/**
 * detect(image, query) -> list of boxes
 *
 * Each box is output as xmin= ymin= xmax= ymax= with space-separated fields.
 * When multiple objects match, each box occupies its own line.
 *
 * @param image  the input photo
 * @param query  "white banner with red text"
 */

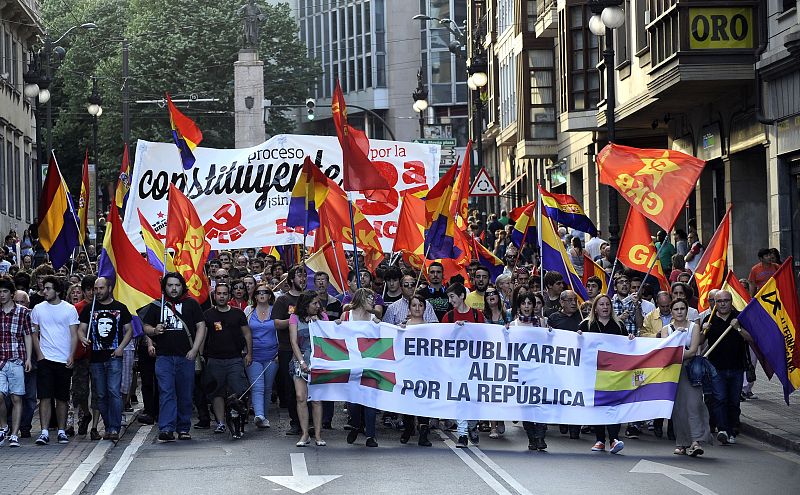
xmin=308 ymin=321 xmax=687 ymax=424
xmin=124 ymin=136 xmax=441 ymax=251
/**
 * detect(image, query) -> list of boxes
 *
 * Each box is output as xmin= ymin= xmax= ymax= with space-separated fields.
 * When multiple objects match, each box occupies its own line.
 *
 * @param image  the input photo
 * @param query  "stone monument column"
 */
xmin=234 ymin=49 xmax=265 ymax=148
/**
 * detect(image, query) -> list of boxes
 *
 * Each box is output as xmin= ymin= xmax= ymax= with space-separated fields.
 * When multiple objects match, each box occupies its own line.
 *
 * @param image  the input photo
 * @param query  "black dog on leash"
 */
xmin=225 ymin=393 xmax=248 ymax=440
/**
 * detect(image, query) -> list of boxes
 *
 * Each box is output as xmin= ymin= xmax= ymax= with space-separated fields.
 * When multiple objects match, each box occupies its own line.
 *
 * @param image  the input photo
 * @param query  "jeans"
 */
xmin=712 ymin=368 xmax=744 ymax=436
xmin=89 ymin=357 xmax=123 ymax=433
xmin=349 ymin=403 xmax=376 ymax=437
xmin=246 ymin=359 xmax=278 ymax=418
xmin=155 ymin=355 xmax=195 ymax=433
xmin=456 ymin=419 xmax=478 ymax=436
xmin=594 ymin=424 xmax=621 ymax=443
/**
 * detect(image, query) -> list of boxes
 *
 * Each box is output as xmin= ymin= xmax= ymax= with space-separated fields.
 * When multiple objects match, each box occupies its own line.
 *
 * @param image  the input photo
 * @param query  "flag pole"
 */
xmin=347 ymin=195 xmax=361 ymax=289
xmin=635 ymin=230 xmax=672 ymax=299
xmin=512 ymin=208 xmax=533 ymax=273
xmin=537 ymin=189 xmax=544 ymax=292
xmin=329 ymin=239 xmax=347 ymax=295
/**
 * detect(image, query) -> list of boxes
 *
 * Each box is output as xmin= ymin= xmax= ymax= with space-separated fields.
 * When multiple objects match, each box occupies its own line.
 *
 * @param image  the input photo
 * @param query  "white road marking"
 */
xmin=261 ymin=453 xmax=342 ymax=494
xmin=95 ymin=425 xmax=153 ymax=495
xmin=630 ymin=459 xmax=718 ymax=495
xmin=55 ymin=440 xmax=113 ymax=495
xmin=436 ymin=430 xmax=514 ymax=495
xmin=468 ymin=444 xmax=535 ymax=495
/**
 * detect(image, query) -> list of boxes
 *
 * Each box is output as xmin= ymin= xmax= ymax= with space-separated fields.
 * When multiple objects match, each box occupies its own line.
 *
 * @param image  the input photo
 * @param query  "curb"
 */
xmin=54 ymin=409 xmax=142 ymax=495
xmin=740 ymin=417 xmax=800 ymax=454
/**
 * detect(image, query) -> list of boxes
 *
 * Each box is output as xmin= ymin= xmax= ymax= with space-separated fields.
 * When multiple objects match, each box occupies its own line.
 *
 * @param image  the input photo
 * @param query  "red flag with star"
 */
xmin=165 ymin=183 xmax=210 ymax=303
xmin=596 ymin=143 xmax=706 ymax=231
xmin=693 ymin=205 xmax=732 ymax=312
xmin=617 ymin=208 xmax=670 ymax=291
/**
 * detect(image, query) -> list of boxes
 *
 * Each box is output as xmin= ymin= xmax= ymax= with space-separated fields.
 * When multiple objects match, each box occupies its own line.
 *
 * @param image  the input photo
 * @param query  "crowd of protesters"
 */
xmin=0 ymin=216 xmax=777 ymax=459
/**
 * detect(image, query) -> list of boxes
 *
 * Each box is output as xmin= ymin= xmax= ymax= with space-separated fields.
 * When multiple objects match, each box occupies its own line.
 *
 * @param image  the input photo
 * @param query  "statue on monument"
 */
xmin=238 ymin=0 xmax=266 ymax=49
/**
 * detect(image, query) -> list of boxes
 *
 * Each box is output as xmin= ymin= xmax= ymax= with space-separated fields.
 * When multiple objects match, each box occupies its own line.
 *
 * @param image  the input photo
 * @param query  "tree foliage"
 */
xmin=41 ymin=0 xmax=320 ymax=200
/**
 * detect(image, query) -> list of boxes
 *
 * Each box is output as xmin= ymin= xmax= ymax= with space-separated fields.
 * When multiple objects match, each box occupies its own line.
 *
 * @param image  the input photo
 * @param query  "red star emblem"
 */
xmin=157 ymin=211 xmax=165 ymax=218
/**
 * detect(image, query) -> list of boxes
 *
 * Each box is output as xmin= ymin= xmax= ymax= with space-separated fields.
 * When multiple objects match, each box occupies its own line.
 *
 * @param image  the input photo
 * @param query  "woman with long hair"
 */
xmin=67 ymin=283 xmax=83 ymax=305
xmin=577 ymin=294 xmax=630 ymax=454
xmin=245 ymin=283 xmax=279 ymax=429
xmin=242 ymin=274 xmax=257 ymax=303
xmin=339 ymin=288 xmax=380 ymax=447
xmin=229 ymin=279 xmax=249 ymax=310
xmin=660 ymin=298 xmax=710 ymax=457
xmin=483 ymin=285 xmax=510 ymax=325
xmin=398 ymin=293 xmax=433 ymax=447
xmin=289 ymin=290 xmax=328 ymax=447
xmin=568 ymin=236 xmax=585 ymax=278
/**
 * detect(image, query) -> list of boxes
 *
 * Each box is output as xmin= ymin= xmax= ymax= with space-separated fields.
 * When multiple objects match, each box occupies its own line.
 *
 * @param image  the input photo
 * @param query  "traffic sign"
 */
xmin=413 ymin=138 xmax=457 ymax=147
xmin=469 ymin=167 xmax=499 ymax=196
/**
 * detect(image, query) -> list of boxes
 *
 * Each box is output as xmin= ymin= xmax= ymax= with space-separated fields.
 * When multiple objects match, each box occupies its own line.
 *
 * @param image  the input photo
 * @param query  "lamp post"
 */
xmin=412 ymin=68 xmax=429 ymax=138
xmin=23 ymin=22 xmax=98 ymax=197
xmin=467 ymin=23 xmax=488 ymax=214
xmin=87 ymin=76 xmax=102 ymax=248
xmin=588 ymin=0 xmax=625 ymax=258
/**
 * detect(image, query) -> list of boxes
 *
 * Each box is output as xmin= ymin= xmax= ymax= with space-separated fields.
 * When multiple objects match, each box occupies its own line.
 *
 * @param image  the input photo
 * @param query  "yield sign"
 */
xmin=262 ymin=453 xmax=341 ymax=493
xmin=469 ymin=167 xmax=499 ymax=196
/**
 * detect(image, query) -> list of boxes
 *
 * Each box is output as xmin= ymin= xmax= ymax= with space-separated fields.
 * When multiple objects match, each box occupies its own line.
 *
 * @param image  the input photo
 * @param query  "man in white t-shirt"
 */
xmin=30 ymin=276 xmax=79 ymax=446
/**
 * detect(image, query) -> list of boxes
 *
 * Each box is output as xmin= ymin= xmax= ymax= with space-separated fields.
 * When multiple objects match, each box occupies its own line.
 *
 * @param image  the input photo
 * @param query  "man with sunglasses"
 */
xmin=383 ymin=275 xmax=438 ymax=325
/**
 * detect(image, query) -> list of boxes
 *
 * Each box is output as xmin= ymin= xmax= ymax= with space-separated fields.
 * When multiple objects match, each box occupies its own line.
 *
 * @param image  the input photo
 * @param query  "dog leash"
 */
xmin=237 ymin=360 xmax=275 ymax=401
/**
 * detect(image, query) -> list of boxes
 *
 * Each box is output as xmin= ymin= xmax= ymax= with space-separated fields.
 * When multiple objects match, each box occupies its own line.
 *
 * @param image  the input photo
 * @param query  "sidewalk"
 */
xmin=739 ymin=366 xmax=800 ymax=453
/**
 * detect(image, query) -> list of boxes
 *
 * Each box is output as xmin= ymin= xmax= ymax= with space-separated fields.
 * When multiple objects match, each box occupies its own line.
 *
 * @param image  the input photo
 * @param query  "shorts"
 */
xmin=0 ymin=361 xmax=26 ymax=396
xmin=37 ymin=359 xmax=73 ymax=402
xmin=202 ymin=358 xmax=248 ymax=399
xmin=71 ymin=358 xmax=90 ymax=406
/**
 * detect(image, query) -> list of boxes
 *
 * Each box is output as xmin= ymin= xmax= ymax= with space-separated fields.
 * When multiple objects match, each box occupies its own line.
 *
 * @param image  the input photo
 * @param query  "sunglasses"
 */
xmin=485 ymin=290 xmax=498 ymax=296
xmin=255 ymin=290 xmax=271 ymax=295
xmin=402 ymin=283 xmax=415 ymax=288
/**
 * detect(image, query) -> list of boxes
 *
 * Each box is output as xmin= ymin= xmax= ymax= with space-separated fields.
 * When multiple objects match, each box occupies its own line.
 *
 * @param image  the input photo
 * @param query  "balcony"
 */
xmin=645 ymin=2 xmax=758 ymax=101
xmin=535 ymin=0 xmax=558 ymax=38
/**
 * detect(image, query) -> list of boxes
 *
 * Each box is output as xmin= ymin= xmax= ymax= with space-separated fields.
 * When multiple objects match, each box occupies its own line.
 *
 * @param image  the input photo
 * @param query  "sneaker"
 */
xmin=346 ymin=429 xmax=359 ymax=444
xmin=591 ymin=441 xmax=605 ymax=452
xmin=456 ymin=435 xmax=468 ymax=448
xmin=9 ymin=435 xmax=20 ymax=447
xmin=468 ymin=427 xmax=480 ymax=445
xmin=609 ymin=439 xmax=624 ymax=454
xmin=647 ymin=420 xmax=654 ymax=431
xmin=0 ymin=428 xmax=5 ymax=446
xmin=194 ymin=421 xmax=211 ymax=430
xmin=158 ymin=431 xmax=175 ymax=442
xmin=365 ymin=437 xmax=378 ymax=447
xmin=90 ymin=429 xmax=101 ymax=441
xmin=625 ymin=425 xmax=640 ymax=439
xmin=535 ymin=438 xmax=547 ymax=451
xmin=728 ymin=435 xmax=737 ymax=444
xmin=178 ymin=432 xmax=191 ymax=440
xmin=214 ymin=423 xmax=226 ymax=434
xmin=107 ymin=432 xmax=119 ymax=441
xmin=254 ymin=416 xmax=267 ymax=428
xmin=57 ymin=432 xmax=69 ymax=444
xmin=36 ymin=433 xmax=49 ymax=445
xmin=745 ymin=392 xmax=759 ymax=400
xmin=716 ymin=431 xmax=730 ymax=445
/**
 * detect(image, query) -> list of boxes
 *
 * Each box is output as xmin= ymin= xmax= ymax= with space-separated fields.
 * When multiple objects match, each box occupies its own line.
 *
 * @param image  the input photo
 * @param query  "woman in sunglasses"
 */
xmin=229 ymin=279 xmax=249 ymax=310
xmin=483 ymin=285 xmax=511 ymax=325
xmin=245 ymin=283 xmax=279 ymax=429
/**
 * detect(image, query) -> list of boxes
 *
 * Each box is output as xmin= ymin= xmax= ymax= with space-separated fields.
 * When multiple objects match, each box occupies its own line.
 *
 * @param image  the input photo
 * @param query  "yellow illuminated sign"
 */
xmin=689 ymin=8 xmax=753 ymax=50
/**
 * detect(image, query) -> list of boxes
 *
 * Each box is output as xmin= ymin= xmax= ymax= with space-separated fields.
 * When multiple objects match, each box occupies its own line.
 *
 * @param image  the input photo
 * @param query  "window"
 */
xmin=25 ymin=152 xmax=31 ymax=222
xmin=614 ymin=1 xmax=630 ymax=65
xmin=498 ymin=0 xmax=515 ymax=34
xmin=0 ymin=135 xmax=4 ymax=214
xmin=499 ymin=51 xmax=517 ymax=129
xmin=527 ymin=1 xmax=537 ymax=32
xmin=14 ymin=144 xmax=21 ymax=219
xmin=528 ymin=49 xmax=556 ymax=139
xmin=562 ymin=5 xmax=600 ymax=112
xmin=783 ymin=0 xmax=796 ymax=13
xmin=636 ymin=0 xmax=648 ymax=52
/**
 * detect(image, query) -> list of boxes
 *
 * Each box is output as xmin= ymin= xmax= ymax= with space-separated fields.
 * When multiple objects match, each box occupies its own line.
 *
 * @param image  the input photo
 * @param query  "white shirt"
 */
xmin=585 ymin=236 xmax=607 ymax=261
xmin=31 ymin=300 xmax=79 ymax=363
xmin=383 ymin=298 xmax=438 ymax=325
xmin=0 ymin=259 xmax=11 ymax=274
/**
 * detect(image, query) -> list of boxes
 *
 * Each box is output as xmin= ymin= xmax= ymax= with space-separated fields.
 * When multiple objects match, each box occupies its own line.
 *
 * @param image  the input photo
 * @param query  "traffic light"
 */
xmin=306 ymin=98 xmax=316 ymax=120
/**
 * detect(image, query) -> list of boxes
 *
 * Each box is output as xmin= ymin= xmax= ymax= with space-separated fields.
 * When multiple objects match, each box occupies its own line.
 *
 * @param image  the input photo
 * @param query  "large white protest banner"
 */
xmin=309 ymin=321 xmax=687 ymax=424
xmin=124 ymin=135 xmax=441 ymax=251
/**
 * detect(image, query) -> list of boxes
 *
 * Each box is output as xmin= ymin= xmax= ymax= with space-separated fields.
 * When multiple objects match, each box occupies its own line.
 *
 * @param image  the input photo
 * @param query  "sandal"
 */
xmin=315 ymin=440 xmax=327 ymax=446
xmin=687 ymin=444 xmax=704 ymax=457
xmin=673 ymin=447 xmax=687 ymax=455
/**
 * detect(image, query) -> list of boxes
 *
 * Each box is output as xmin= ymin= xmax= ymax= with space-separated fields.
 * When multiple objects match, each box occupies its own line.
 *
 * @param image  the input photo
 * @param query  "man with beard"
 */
xmin=421 ymin=262 xmax=450 ymax=320
xmin=77 ymin=277 xmax=133 ymax=441
xmin=272 ymin=265 xmax=307 ymax=435
xmin=143 ymin=273 xmax=206 ymax=442
xmin=465 ymin=267 xmax=491 ymax=311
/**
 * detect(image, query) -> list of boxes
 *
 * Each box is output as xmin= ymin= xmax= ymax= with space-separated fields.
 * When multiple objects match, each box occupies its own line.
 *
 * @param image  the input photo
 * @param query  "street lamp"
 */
xmin=467 ymin=26 xmax=488 ymax=213
xmin=412 ymin=68 xmax=428 ymax=138
xmin=87 ymin=76 xmax=102 ymax=246
xmin=589 ymin=0 xmax=624 ymax=258
xmin=23 ymin=22 xmax=98 ymax=198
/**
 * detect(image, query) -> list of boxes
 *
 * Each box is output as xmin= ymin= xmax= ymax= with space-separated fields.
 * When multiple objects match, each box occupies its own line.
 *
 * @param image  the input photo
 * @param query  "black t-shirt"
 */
xmin=79 ymin=300 xmax=132 ymax=363
xmin=272 ymin=292 xmax=301 ymax=352
xmin=29 ymin=292 xmax=44 ymax=308
xmin=383 ymin=292 xmax=403 ymax=305
xmin=422 ymin=286 xmax=451 ymax=321
xmin=543 ymin=296 xmax=561 ymax=318
xmin=703 ymin=310 xmax=747 ymax=370
xmin=324 ymin=297 xmax=343 ymax=321
xmin=549 ymin=311 xmax=582 ymax=332
xmin=142 ymin=298 xmax=205 ymax=356
xmin=578 ymin=318 xmax=625 ymax=336
xmin=204 ymin=306 xmax=248 ymax=359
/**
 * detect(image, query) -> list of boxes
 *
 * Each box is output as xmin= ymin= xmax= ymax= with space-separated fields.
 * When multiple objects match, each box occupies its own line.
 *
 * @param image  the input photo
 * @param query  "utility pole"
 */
xmin=122 ymin=39 xmax=130 ymax=147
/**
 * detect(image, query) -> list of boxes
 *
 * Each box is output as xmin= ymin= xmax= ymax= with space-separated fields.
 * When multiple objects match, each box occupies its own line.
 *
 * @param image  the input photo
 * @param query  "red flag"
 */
xmin=165 ymin=184 xmax=210 ymax=302
xmin=617 ymin=208 xmax=670 ymax=291
xmin=331 ymin=80 xmax=392 ymax=193
xmin=596 ymin=143 xmax=706 ymax=231
xmin=693 ymin=206 xmax=732 ymax=311
xmin=392 ymin=195 xmax=425 ymax=257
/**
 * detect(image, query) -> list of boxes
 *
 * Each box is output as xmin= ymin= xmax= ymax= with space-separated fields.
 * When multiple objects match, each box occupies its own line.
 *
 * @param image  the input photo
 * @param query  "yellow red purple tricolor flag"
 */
xmin=78 ymin=149 xmax=90 ymax=244
xmin=722 ymin=270 xmax=751 ymax=311
xmin=138 ymin=209 xmax=175 ymax=274
xmin=538 ymin=185 xmax=597 ymax=236
xmin=38 ymin=152 xmax=80 ymax=269
xmin=617 ymin=208 xmax=670 ymax=291
xmin=165 ymin=184 xmax=210 ymax=302
xmin=693 ymin=205 xmax=732 ymax=311
xmin=737 ymin=258 xmax=800 ymax=403
xmin=331 ymin=79 xmax=392 ymax=193
xmin=425 ymin=162 xmax=463 ymax=260
xmin=286 ymin=156 xmax=328 ymax=233
xmin=114 ymin=143 xmax=131 ymax=212
xmin=597 ymin=143 xmax=705 ymax=231
xmin=166 ymin=93 xmax=203 ymax=170
xmin=305 ymin=240 xmax=349 ymax=294
xmin=583 ymin=253 xmax=609 ymax=295
xmin=509 ymin=200 xmax=537 ymax=248
xmin=539 ymin=205 xmax=588 ymax=302
xmin=450 ymin=140 xmax=472 ymax=222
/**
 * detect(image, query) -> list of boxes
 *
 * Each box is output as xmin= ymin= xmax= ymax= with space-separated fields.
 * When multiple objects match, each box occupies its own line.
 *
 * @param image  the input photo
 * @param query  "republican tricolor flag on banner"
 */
xmin=594 ymin=346 xmax=683 ymax=406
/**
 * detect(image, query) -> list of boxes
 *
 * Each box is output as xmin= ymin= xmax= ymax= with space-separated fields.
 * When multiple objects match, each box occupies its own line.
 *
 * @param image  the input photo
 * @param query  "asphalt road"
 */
xmin=81 ymin=404 xmax=800 ymax=495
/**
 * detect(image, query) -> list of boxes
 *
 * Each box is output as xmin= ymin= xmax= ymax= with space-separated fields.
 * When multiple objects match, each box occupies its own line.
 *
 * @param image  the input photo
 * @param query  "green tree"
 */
xmin=41 ymin=0 xmax=319 ymax=204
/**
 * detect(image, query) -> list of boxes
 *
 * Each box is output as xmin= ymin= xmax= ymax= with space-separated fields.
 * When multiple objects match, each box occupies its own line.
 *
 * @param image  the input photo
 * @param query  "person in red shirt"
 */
xmin=442 ymin=284 xmax=486 ymax=324
xmin=747 ymin=248 xmax=780 ymax=296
